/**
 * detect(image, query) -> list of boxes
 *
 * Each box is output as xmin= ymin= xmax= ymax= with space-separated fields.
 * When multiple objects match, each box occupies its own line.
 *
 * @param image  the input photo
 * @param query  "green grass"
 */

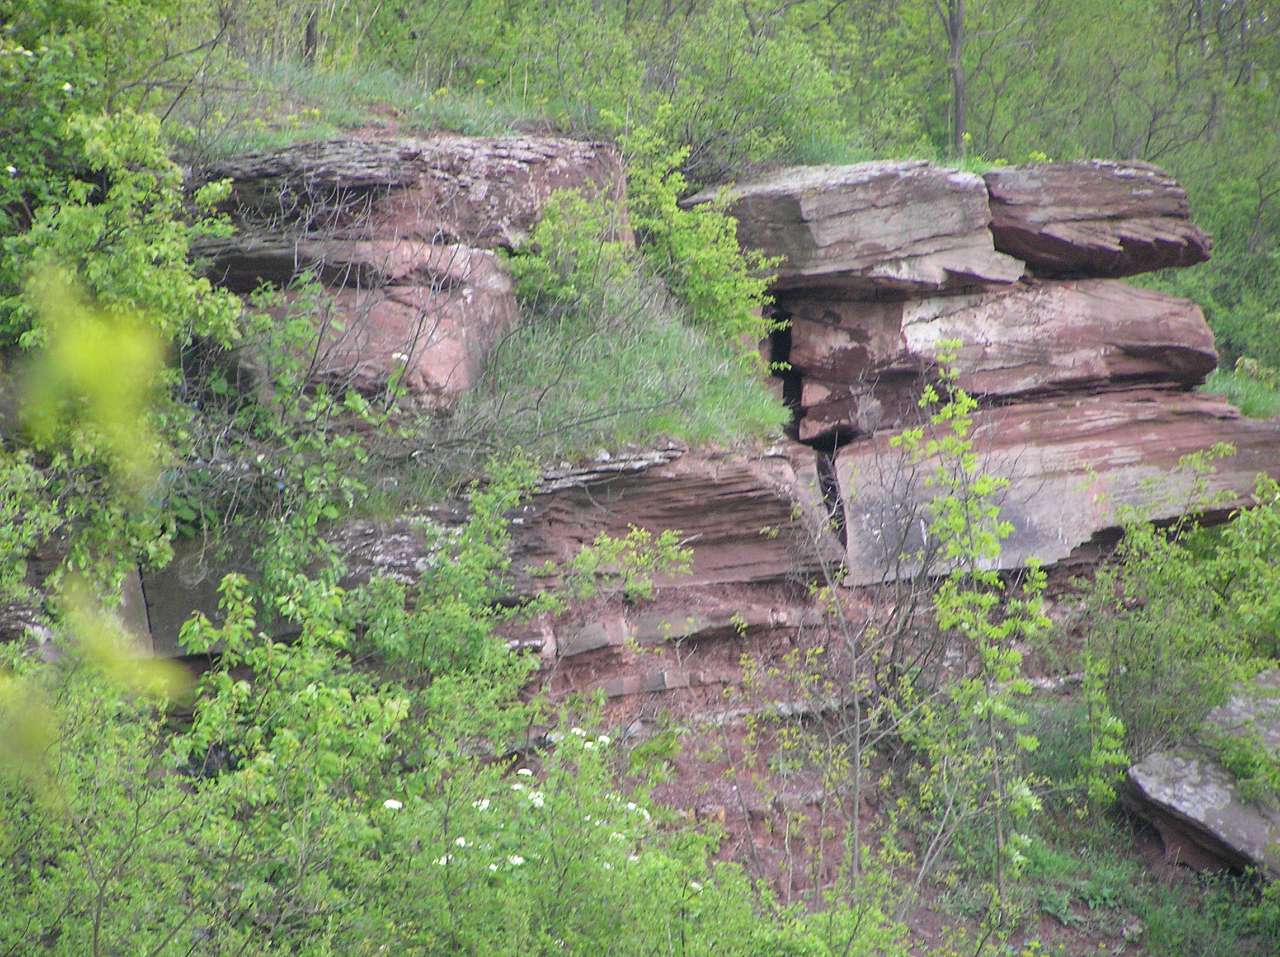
xmin=168 ymin=60 xmax=547 ymax=162
xmin=450 ymin=273 xmax=790 ymax=465
xmin=1201 ymin=367 xmax=1280 ymax=419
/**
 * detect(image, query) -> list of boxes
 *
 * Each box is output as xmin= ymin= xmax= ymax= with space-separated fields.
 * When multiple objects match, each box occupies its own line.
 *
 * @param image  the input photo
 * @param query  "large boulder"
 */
xmin=779 ymin=280 xmax=1217 ymax=441
xmin=684 ymin=161 xmax=1024 ymax=295
xmin=1127 ymin=670 xmax=1280 ymax=878
xmin=205 ymin=135 xmax=627 ymax=249
xmin=837 ymin=388 xmax=1280 ymax=585
xmin=983 ymin=161 xmax=1212 ymax=277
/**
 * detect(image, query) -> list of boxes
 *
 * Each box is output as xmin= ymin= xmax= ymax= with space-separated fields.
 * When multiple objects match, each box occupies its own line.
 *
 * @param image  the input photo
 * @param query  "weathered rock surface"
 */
xmin=984 ymin=161 xmax=1212 ymax=277
xmin=1127 ymin=670 xmax=1280 ymax=878
xmin=685 ymin=161 xmax=1024 ymax=295
xmin=206 ymin=135 xmax=626 ymax=249
xmin=140 ymin=444 xmax=841 ymax=655
xmin=837 ymin=388 xmax=1280 ymax=585
xmin=512 ymin=443 xmax=840 ymax=591
xmin=295 ymin=245 xmax=519 ymax=405
xmin=779 ymin=280 xmax=1217 ymax=440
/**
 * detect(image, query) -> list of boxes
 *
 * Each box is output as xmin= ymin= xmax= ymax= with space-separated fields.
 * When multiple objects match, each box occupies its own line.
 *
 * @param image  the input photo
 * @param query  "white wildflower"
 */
xmin=489 ymin=863 xmax=499 ymax=871
xmin=455 ymin=836 xmax=468 ymax=848
xmin=5 ymin=166 xmax=15 ymax=175
xmin=508 ymin=854 xmax=525 ymax=866
xmin=626 ymin=802 xmax=638 ymax=812
xmin=583 ymin=740 xmax=595 ymax=750
xmin=516 ymin=768 xmax=533 ymax=776
xmin=609 ymin=832 xmax=625 ymax=842
xmin=570 ymin=727 xmax=586 ymax=737
xmin=472 ymin=798 xmax=491 ymax=811
xmin=510 ymin=782 xmax=526 ymax=792
xmin=383 ymin=798 xmax=403 ymax=811
xmin=527 ymin=790 xmax=545 ymax=808
xmin=689 ymin=881 xmax=703 ymax=893
xmin=628 ymin=854 xmax=640 ymax=863
xmin=435 ymin=854 xmax=452 ymax=866
xmin=602 ymin=862 xmax=613 ymax=870
xmin=596 ymin=734 xmax=610 ymax=746
xmin=61 ymin=82 xmax=73 ymax=92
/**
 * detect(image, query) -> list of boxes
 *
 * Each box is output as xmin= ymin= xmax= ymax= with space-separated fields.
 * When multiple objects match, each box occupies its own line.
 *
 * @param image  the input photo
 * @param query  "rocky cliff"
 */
xmin=63 ymin=139 xmax=1280 ymax=888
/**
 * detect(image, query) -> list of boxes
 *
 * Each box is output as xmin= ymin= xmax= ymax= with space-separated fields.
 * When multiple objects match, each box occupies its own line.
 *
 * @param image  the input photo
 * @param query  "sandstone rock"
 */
xmin=684 ymin=161 xmax=1024 ymax=295
xmin=837 ymin=388 xmax=1280 ymax=585
xmin=984 ymin=161 xmax=1212 ymax=277
xmin=298 ymin=245 xmax=520 ymax=406
xmin=1127 ymin=670 xmax=1280 ymax=878
xmin=780 ymin=280 xmax=1217 ymax=441
xmin=205 ymin=135 xmax=626 ymax=249
xmin=514 ymin=443 xmax=841 ymax=590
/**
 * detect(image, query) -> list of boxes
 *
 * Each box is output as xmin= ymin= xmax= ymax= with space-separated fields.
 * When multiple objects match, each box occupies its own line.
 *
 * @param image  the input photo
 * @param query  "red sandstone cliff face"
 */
xmin=151 ymin=144 xmax=1280 ymax=885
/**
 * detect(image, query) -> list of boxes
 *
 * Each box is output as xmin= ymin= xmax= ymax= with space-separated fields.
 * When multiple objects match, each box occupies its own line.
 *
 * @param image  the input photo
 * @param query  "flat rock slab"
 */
xmin=984 ymin=161 xmax=1212 ymax=277
xmin=1128 ymin=670 xmax=1280 ymax=877
xmin=837 ymin=388 xmax=1280 ymax=585
xmin=206 ymin=135 xmax=626 ymax=249
xmin=780 ymin=280 xmax=1217 ymax=440
xmin=685 ymin=160 xmax=1024 ymax=295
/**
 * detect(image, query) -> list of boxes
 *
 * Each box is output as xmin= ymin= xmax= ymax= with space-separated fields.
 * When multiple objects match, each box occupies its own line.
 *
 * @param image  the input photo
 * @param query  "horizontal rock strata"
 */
xmin=685 ymin=161 xmax=1025 ymax=295
xmin=779 ymin=279 xmax=1218 ymax=440
xmin=206 ymin=135 xmax=626 ymax=249
xmin=837 ymin=389 xmax=1280 ymax=585
xmin=199 ymin=135 xmax=625 ymax=408
xmin=984 ymin=161 xmax=1212 ymax=277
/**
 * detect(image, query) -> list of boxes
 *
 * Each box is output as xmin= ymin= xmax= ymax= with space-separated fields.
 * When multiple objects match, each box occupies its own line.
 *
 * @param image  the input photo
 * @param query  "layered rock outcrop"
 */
xmin=685 ymin=160 xmax=1025 ymax=294
xmin=712 ymin=157 xmax=1280 ymax=588
xmin=196 ymin=135 xmax=624 ymax=408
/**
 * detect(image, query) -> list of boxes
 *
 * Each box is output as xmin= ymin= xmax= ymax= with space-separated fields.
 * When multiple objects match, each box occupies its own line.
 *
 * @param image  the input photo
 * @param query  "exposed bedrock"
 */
xmin=777 ymin=279 xmax=1218 ymax=440
xmin=683 ymin=160 xmax=1025 ymax=295
xmin=837 ymin=389 xmax=1280 ymax=585
xmin=142 ymin=443 xmax=841 ymax=657
xmin=204 ymin=135 xmax=627 ymax=249
xmin=196 ymin=135 xmax=625 ymax=408
xmin=984 ymin=160 xmax=1213 ymax=277
xmin=1127 ymin=670 xmax=1280 ymax=879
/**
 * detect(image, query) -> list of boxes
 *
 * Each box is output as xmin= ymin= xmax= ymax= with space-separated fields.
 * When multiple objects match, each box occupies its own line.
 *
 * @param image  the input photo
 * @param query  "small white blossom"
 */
xmin=508 ymin=854 xmax=525 ymax=866
xmin=472 ymin=798 xmax=491 ymax=811
xmin=596 ymin=735 xmax=611 ymax=746
xmin=602 ymin=862 xmax=613 ymax=870
xmin=570 ymin=727 xmax=586 ymax=737
xmin=455 ymin=836 xmax=468 ymax=848
xmin=628 ymin=854 xmax=640 ymax=863
xmin=689 ymin=881 xmax=703 ymax=893
xmin=516 ymin=768 xmax=533 ymax=776
xmin=383 ymin=798 xmax=403 ymax=811
xmin=609 ymin=832 xmax=625 ymax=842
xmin=626 ymin=802 xmax=638 ymax=812
xmin=510 ymin=782 xmax=526 ymax=792
xmin=5 ymin=166 xmax=15 ymax=175
xmin=583 ymin=740 xmax=595 ymax=750
xmin=489 ymin=863 xmax=499 ymax=871
xmin=61 ymin=82 xmax=73 ymax=92
xmin=527 ymin=790 xmax=545 ymax=808
xmin=435 ymin=854 xmax=452 ymax=866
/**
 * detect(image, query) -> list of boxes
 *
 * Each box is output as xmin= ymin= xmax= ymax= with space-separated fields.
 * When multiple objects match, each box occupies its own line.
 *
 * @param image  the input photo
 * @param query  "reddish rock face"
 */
xmin=684 ymin=161 xmax=1025 ymax=295
xmin=778 ymin=280 xmax=1217 ymax=440
xmin=206 ymin=135 xmax=627 ymax=249
xmin=511 ymin=443 xmax=841 ymax=591
xmin=836 ymin=388 xmax=1280 ymax=585
xmin=297 ymin=245 xmax=520 ymax=407
xmin=984 ymin=161 xmax=1212 ymax=277
xmin=199 ymin=135 xmax=629 ymax=408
